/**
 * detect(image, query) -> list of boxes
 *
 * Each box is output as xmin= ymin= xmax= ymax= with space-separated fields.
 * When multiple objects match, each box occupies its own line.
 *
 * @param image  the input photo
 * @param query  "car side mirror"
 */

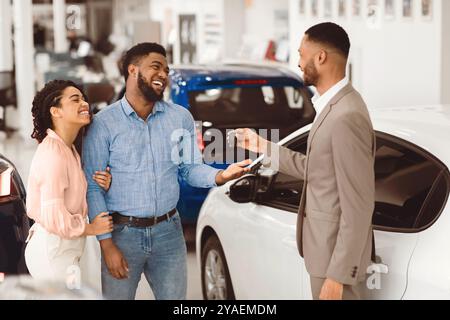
xmin=228 ymin=174 xmax=258 ymax=203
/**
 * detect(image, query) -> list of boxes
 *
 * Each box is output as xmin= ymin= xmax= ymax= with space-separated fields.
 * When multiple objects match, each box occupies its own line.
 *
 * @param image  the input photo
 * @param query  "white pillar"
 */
xmin=53 ymin=0 xmax=68 ymax=53
xmin=223 ymin=0 xmax=245 ymax=60
xmin=0 ymin=0 xmax=13 ymax=71
xmin=441 ymin=0 xmax=450 ymax=104
xmin=13 ymin=0 xmax=35 ymax=140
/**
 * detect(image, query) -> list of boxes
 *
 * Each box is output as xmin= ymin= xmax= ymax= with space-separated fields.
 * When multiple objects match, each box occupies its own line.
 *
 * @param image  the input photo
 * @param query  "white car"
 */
xmin=196 ymin=105 xmax=450 ymax=300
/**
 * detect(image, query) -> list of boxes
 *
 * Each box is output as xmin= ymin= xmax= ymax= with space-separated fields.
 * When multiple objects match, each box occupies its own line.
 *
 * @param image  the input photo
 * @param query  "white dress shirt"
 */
xmin=311 ymin=77 xmax=349 ymax=119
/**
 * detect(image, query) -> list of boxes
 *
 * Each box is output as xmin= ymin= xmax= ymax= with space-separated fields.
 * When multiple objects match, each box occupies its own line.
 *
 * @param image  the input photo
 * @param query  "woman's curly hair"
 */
xmin=31 ymin=80 xmax=85 ymax=143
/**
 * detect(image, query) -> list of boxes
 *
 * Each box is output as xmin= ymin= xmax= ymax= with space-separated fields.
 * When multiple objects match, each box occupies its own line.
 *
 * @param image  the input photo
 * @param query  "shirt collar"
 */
xmin=120 ymin=96 xmax=166 ymax=118
xmin=46 ymin=129 xmax=77 ymax=153
xmin=312 ymin=77 xmax=349 ymax=117
xmin=46 ymin=128 xmax=64 ymax=142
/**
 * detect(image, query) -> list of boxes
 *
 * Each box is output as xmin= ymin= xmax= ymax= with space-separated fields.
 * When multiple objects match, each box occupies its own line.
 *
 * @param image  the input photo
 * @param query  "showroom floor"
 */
xmin=0 ymin=133 xmax=203 ymax=300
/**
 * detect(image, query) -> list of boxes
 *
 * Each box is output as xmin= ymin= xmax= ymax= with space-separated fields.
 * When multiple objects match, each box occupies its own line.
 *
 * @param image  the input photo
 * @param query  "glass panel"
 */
xmin=373 ymin=138 xmax=443 ymax=230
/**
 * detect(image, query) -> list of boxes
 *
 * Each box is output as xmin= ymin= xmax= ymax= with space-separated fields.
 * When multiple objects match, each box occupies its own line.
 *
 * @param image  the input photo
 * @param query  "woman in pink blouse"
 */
xmin=25 ymin=80 xmax=113 ymax=289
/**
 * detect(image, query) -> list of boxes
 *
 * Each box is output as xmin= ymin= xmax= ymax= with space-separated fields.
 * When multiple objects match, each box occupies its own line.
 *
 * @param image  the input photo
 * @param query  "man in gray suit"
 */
xmin=236 ymin=23 xmax=375 ymax=300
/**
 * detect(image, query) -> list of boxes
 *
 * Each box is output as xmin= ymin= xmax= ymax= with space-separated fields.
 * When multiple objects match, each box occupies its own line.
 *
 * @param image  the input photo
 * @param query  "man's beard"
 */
xmin=137 ymin=72 xmax=164 ymax=102
xmin=302 ymin=60 xmax=319 ymax=87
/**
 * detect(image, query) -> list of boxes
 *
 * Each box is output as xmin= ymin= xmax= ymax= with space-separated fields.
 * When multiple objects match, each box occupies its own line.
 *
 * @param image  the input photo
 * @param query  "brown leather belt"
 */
xmin=111 ymin=209 xmax=177 ymax=228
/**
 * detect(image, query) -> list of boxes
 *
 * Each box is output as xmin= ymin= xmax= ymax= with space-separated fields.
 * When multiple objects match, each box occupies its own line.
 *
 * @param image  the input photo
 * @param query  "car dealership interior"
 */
xmin=0 ymin=0 xmax=450 ymax=301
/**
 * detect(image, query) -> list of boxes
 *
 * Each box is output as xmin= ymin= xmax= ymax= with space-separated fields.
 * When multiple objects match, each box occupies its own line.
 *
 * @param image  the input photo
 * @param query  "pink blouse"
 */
xmin=26 ymin=129 xmax=87 ymax=239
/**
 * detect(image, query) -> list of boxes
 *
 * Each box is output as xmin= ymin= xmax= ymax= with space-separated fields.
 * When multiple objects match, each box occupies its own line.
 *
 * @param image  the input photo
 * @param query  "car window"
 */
xmin=284 ymin=87 xmax=304 ymax=109
xmin=255 ymin=132 xmax=450 ymax=232
xmin=188 ymin=86 xmax=312 ymax=136
xmin=373 ymin=134 xmax=449 ymax=232
xmin=254 ymin=132 xmax=308 ymax=213
xmin=413 ymin=174 xmax=449 ymax=229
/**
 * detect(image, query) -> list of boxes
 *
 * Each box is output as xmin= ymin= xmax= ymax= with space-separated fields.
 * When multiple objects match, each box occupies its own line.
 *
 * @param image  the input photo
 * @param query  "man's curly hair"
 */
xmin=31 ymin=80 xmax=85 ymax=143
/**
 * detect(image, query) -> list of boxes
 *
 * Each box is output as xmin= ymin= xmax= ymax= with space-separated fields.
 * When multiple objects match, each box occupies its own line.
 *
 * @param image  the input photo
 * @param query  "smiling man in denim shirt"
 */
xmin=82 ymin=43 xmax=251 ymax=300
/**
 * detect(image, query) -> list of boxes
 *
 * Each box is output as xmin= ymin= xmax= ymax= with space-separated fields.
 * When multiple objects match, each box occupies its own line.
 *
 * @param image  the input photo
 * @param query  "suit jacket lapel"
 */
xmin=307 ymin=104 xmax=331 ymax=150
xmin=307 ymin=83 xmax=354 ymax=152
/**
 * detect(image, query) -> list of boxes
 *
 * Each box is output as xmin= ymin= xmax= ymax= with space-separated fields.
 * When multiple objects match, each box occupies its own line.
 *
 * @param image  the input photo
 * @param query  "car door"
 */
xmin=398 ymin=158 xmax=450 ymax=299
xmin=228 ymin=132 xmax=310 ymax=299
xmin=230 ymin=196 xmax=302 ymax=299
xmin=357 ymin=133 xmax=445 ymax=299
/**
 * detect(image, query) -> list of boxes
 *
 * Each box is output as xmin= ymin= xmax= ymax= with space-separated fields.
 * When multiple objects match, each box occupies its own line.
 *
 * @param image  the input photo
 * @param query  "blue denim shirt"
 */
xmin=83 ymin=96 xmax=220 ymax=240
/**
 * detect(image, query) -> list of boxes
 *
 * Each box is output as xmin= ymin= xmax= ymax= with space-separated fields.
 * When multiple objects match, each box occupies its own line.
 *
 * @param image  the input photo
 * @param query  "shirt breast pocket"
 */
xmin=109 ymin=138 xmax=145 ymax=172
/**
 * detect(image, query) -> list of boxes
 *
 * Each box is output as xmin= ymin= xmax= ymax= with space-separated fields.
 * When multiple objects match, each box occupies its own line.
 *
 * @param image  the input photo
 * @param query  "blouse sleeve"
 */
xmin=36 ymin=142 xmax=86 ymax=239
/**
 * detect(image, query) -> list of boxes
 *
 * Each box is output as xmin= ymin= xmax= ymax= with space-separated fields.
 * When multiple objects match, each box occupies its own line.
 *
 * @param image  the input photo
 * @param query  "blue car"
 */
xmin=168 ymin=64 xmax=315 ymax=223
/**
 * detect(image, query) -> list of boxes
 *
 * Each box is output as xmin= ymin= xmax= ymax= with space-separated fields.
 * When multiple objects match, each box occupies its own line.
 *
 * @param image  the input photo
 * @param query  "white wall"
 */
xmin=239 ymin=0 xmax=289 ymax=60
xmin=111 ymin=0 xmax=151 ymax=41
xmin=289 ymin=0 xmax=444 ymax=108
xmin=223 ymin=0 xmax=245 ymax=60
xmin=148 ymin=0 xmax=175 ymax=47
xmin=151 ymin=0 xmax=211 ymax=63
xmin=244 ymin=0 xmax=289 ymax=43
xmin=150 ymin=0 xmax=245 ymax=64
xmin=150 ymin=0 xmax=294 ymax=63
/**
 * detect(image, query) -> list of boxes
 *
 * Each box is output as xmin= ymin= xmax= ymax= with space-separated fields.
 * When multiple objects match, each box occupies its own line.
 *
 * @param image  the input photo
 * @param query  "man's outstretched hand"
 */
xmin=234 ymin=128 xmax=269 ymax=154
xmin=215 ymin=159 xmax=253 ymax=185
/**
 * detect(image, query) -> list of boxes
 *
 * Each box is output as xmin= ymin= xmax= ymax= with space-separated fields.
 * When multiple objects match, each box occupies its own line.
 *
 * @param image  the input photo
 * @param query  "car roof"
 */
xmin=280 ymin=105 xmax=450 ymax=167
xmin=371 ymin=105 xmax=450 ymax=166
xmin=169 ymin=63 xmax=301 ymax=82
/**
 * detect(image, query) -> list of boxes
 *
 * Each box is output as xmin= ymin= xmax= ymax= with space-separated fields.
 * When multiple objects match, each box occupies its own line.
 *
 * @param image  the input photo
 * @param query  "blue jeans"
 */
xmin=101 ymin=212 xmax=187 ymax=300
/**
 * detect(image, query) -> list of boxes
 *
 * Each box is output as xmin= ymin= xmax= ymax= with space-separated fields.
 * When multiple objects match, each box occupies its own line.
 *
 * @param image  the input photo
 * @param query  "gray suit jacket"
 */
xmin=265 ymin=84 xmax=375 ymax=285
